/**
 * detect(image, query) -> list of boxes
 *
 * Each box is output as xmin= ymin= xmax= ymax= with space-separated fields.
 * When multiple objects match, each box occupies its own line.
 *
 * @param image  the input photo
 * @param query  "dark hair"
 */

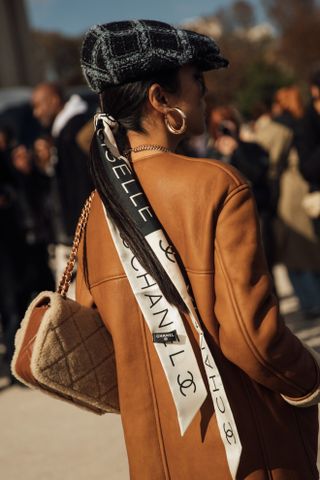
xmin=85 ymin=69 xmax=188 ymax=313
xmin=100 ymin=70 xmax=180 ymax=152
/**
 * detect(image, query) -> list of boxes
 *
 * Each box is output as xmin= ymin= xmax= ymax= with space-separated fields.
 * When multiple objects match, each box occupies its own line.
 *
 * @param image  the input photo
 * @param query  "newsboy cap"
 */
xmin=81 ymin=19 xmax=229 ymax=93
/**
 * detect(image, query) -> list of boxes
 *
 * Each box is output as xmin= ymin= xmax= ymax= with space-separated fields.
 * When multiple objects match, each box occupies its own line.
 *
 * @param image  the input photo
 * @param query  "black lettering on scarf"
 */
xmin=136 ymin=272 xmax=156 ymax=290
xmin=159 ymin=240 xmax=176 ymax=263
xmin=209 ymin=375 xmax=220 ymax=393
xmin=97 ymin=135 xmax=161 ymax=236
xmin=177 ymin=371 xmax=197 ymax=397
xmin=169 ymin=350 xmax=185 ymax=367
xmin=153 ymin=308 xmax=173 ymax=328
xmin=144 ymin=294 xmax=163 ymax=308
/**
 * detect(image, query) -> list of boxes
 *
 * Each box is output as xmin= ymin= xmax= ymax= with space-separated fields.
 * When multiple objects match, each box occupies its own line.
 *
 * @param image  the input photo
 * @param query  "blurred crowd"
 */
xmin=1 ymin=70 xmax=320 ymax=383
xmin=180 ymin=70 xmax=320 ymax=321
xmin=0 ymin=84 xmax=93 ymax=381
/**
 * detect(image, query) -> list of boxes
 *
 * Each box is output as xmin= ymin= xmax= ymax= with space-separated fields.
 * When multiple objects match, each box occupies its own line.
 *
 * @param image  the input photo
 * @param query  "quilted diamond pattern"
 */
xmin=36 ymin=293 xmax=119 ymax=413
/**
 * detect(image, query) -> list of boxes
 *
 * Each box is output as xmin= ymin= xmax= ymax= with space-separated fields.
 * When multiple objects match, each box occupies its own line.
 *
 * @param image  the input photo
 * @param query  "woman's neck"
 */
xmin=126 ymin=127 xmax=181 ymax=160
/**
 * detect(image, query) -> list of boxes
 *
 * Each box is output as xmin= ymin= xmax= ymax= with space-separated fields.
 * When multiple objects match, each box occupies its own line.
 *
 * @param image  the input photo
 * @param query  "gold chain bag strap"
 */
xmin=11 ymin=192 xmax=119 ymax=414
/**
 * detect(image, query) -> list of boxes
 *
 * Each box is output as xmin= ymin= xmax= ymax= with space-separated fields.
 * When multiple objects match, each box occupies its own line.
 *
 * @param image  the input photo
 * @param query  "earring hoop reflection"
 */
xmin=164 ymin=107 xmax=187 ymax=135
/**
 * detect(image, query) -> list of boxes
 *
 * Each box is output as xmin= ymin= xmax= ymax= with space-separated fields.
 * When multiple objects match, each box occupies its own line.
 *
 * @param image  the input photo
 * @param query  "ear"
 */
xmin=148 ymin=84 xmax=169 ymax=114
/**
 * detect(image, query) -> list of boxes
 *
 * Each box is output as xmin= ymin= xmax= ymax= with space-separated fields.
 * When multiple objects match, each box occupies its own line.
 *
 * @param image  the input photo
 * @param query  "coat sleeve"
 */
xmin=214 ymin=183 xmax=320 ymax=402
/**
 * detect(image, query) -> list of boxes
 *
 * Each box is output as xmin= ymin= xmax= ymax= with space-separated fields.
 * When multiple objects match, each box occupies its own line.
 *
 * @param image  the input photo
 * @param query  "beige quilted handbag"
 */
xmin=11 ymin=192 xmax=120 ymax=415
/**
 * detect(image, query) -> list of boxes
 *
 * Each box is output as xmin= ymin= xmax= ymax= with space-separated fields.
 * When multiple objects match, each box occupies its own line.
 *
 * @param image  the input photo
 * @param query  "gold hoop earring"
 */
xmin=164 ymin=107 xmax=187 ymax=135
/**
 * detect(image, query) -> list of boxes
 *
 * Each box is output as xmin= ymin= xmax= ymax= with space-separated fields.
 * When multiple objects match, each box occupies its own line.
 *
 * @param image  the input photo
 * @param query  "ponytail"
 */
xmin=83 ymin=70 xmax=188 ymax=313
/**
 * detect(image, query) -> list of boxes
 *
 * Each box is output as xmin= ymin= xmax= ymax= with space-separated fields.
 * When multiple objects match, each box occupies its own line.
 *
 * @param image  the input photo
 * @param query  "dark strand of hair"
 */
xmin=87 ymin=133 xmax=187 ymax=314
xmin=82 ymin=69 xmax=189 ymax=313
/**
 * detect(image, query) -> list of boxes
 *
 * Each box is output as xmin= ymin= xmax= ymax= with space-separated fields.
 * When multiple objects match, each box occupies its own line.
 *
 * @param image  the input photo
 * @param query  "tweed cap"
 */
xmin=81 ymin=19 xmax=229 ymax=93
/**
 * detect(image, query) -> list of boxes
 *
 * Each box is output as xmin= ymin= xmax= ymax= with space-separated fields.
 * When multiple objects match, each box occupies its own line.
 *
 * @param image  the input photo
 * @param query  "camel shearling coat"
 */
xmin=76 ymin=152 xmax=319 ymax=480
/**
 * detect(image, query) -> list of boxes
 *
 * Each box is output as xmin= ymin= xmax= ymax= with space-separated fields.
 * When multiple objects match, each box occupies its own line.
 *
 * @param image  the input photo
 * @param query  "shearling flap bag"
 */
xmin=11 ymin=192 xmax=120 ymax=415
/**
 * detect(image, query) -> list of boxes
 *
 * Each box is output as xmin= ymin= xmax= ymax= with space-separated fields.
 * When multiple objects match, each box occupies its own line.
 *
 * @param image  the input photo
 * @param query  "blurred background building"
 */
xmin=0 ymin=0 xmax=35 ymax=87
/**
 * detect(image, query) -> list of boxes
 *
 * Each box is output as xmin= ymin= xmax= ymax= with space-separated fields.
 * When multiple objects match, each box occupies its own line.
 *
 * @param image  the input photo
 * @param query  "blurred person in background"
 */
xmin=253 ymin=95 xmax=293 ymax=212
xmin=298 ymin=69 xmax=320 ymax=183
xmin=0 ymin=133 xmax=55 ymax=377
xmin=208 ymin=106 xmax=270 ymax=215
xmin=33 ymin=135 xmax=56 ymax=176
xmin=274 ymin=86 xmax=305 ymax=152
xmin=10 ymin=144 xmax=55 ymax=306
xmin=271 ymin=85 xmax=320 ymax=319
xmin=207 ymin=106 xmax=273 ymax=269
xmin=299 ymin=69 xmax=320 ymax=237
xmin=76 ymin=117 xmax=94 ymax=156
xmin=33 ymin=135 xmax=68 ymax=285
xmin=32 ymin=83 xmax=93 ymax=293
xmin=0 ymin=127 xmax=23 ymax=378
xmin=0 ymin=126 xmax=16 ymax=159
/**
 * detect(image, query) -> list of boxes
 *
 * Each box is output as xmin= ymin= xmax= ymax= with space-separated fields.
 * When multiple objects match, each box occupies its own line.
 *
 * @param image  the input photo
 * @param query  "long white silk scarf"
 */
xmin=94 ymin=113 xmax=242 ymax=479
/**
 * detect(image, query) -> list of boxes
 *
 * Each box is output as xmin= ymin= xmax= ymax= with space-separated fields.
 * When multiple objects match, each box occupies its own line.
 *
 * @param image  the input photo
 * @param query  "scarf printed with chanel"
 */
xmin=94 ymin=113 xmax=242 ymax=479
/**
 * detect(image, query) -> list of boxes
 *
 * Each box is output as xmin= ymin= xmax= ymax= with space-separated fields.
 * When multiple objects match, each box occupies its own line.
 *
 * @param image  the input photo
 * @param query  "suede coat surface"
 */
xmin=76 ymin=153 xmax=319 ymax=480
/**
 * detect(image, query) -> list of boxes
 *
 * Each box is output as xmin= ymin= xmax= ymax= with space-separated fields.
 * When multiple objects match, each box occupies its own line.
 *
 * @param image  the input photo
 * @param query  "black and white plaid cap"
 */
xmin=81 ymin=19 xmax=229 ymax=93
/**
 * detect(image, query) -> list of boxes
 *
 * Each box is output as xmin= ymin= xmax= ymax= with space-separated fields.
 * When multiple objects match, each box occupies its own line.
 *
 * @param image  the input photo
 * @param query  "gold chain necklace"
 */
xmin=124 ymin=144 xmax=171 ymax=156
